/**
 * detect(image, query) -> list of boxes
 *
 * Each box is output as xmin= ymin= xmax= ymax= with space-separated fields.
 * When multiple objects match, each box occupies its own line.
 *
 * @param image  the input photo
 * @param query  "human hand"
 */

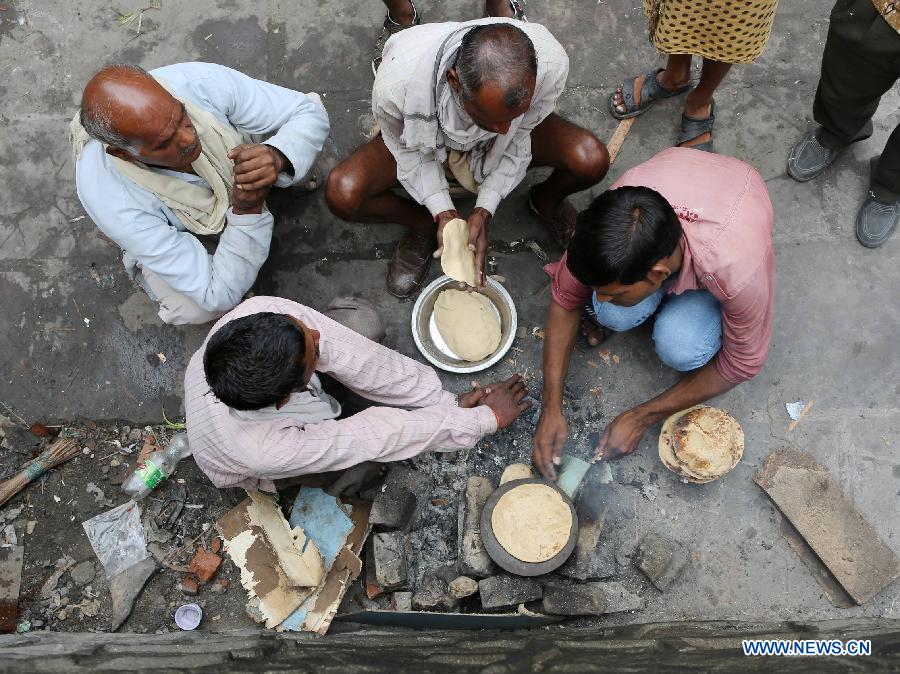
xmin=595 ymin=408 xmax=653 ymax=461
xmin=434 ymin=209 xmax=461 ymax=257
xmin=482 ymin=373 xmax=531 ymax=428
xmin=532 ymin=406 xmax=569 ymax=481
xmin=231 ymin=182 xmax=270 ymax=215
xmin=458 ymin=382 xmax=486 ymax=409
xmin=466 ymin=207 xmax=491 ymax=288
xmin=228 ymin=143 xmax=287 ymax=192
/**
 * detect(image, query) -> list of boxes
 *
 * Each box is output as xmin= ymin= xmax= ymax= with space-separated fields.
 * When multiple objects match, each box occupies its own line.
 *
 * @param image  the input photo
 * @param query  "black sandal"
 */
xmin=676 ymin=100 xmax=716 ymax=152
xmin=609 ymin=67 xmax=692 ymax=121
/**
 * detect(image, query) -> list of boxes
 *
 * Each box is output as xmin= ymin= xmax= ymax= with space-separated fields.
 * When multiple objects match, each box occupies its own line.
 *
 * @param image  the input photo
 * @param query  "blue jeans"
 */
xmin=590 ymin=288 xmax=722 ymax=372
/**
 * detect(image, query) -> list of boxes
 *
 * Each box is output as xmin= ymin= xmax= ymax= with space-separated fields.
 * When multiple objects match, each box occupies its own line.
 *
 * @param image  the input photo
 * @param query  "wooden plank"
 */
xmin=754 ymin=449 xmax=900 ymax=604
xmin=0 ymin=546 xmax=24 ymax=633
xmin=607 ymin=117 xmax=636 ymax=166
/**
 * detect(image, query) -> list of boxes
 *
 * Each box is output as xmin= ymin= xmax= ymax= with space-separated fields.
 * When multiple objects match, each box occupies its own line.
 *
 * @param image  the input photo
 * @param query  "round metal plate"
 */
xmin=411 ymin=275 xmax=517 ymax=374
xmin=480 ymin=478 xmax=578 ymax=577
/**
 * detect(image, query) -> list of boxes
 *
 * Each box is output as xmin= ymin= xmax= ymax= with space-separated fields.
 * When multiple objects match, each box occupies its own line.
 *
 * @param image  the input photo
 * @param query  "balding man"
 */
xmin=71 ymin=62 xmax=329 ymax=324
xmin=326 ymin=20 xmax=609 ymax=298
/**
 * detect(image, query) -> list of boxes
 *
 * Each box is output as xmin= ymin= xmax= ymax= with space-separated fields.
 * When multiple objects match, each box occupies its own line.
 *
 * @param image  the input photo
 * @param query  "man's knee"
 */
xmin=325 ymin=163 xmax=366 ymax=221
xmin=325 ymin=296 xmax=385 ymax=343
xmin=652 ymin=315 xmax=720 ymax=372
xmin=567 ymin=132 xmax=610 ymax=184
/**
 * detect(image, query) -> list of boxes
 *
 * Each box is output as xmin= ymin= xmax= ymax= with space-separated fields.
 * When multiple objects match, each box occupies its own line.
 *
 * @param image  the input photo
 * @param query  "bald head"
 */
xmin=454 ymin=23 xmax=537 ymax=109
xmin=79 ymin=64 xmax=201 ymax=169
xmin=80 ymin=64 xmax=162 ymax=149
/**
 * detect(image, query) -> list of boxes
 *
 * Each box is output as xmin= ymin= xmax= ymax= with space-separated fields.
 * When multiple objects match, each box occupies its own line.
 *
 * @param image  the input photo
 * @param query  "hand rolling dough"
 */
xmin=433 ymin=289 xmax=501 ymax=361
xmin=490 ymin=483 xmax=573 ymax=563
xmin=440 ymin=218 xmax=477 ymax=287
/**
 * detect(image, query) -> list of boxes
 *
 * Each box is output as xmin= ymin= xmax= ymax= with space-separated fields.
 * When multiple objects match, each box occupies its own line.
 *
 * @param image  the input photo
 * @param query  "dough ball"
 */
xmin=491 ymin=483 xmax=573 ymax=563
xmin=658 ymin=405 xmax=744 ymax=483
xmin=500 ymin=463 xmax=534 ymax=485
xmin=433 ymin=289 xmax=501 ymax=362
xmin=440 ymin=218 xmax=477 ymax=287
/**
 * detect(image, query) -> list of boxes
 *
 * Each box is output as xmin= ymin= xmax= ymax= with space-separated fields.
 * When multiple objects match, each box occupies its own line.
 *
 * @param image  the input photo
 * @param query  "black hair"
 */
xmin=203 ymin=312 xmax=307 ymax=411
xmin=566 ymin=186 xmax=682 ymax=287
xmin=455 ymin=23 xmax=537 ymax=109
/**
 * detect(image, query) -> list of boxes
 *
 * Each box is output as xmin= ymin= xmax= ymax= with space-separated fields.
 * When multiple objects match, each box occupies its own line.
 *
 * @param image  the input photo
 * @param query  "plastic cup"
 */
xmin=174 ymin=603 xmax=202 ymax=630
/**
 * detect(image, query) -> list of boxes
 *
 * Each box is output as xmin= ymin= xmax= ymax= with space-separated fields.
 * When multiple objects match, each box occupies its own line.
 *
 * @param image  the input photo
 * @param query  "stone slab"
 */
xmin=633 ymin=531 xmax=690 ymax=592
xmin=457 ymin=476 xmax=497 ymax=578
xmin=542 ymin=581 xmax=645 ymax=616
xmin=478 ymin=575 xmax=542 ymax=610
xmin=755 ymin=448 xmax=900 ymax=605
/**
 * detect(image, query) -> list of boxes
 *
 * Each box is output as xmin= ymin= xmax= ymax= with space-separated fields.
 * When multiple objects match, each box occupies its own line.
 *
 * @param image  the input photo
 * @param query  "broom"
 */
xmin=0 ymin=437 xmax=81 ymax=508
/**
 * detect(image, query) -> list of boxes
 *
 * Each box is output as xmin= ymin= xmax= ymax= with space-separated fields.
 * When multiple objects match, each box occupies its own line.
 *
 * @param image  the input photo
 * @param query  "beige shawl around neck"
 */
xmin=70 ymin=78 xmax=249 ymax=236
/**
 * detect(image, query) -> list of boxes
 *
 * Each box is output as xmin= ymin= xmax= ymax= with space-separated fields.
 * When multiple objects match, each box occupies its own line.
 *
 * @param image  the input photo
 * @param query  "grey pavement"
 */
xmin=0 ymin=0 xmax=898 ymax=628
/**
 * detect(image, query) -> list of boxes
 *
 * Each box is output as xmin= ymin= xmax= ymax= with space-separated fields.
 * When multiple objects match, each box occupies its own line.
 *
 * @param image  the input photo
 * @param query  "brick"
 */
xmin=448 ymin=576 xmax=478 ymax=599
xmin=392 ymin=591 xmax=413 ymax=612
xmin=412 ymin=573 xmax=458 ymax=612
xmin=542 ymin=581 xmax=644 ymax=616
xmin=369 ymin=467 xmax=428 ymax=531
xmin=188 ymin=548 xmax=222 ymax=584
xmin=456 ymin=476 xmax=497 ymax=578
xmin=180 ymin=577 xmax=200 ymax=596
xmin=366 ymin=532 xmax=407 ymax=598
xmin=755 ymin=448 xmax=900 ymax=605
xmin=478 ymin=575 xmax=542 ymax=610
xmin=633 ymin=532 xmax=689 ymax=591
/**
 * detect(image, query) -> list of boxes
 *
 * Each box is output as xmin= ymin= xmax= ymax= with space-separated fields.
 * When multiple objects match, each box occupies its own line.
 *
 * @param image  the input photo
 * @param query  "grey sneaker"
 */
xmin=855 ymin=192 xmax=899 ymax=248
xmin=787 ymin=129 xmax=841 ymax=182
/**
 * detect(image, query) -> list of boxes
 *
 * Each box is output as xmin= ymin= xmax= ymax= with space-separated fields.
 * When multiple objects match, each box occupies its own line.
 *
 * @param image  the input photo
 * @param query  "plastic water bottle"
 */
xmin=122 ymin=433 xmax=192 ymax=500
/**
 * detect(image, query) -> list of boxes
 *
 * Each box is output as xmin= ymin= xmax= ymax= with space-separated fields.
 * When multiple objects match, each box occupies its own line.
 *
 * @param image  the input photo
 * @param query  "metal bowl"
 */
xmin=411 ymin=275 xmax=517 ymax=374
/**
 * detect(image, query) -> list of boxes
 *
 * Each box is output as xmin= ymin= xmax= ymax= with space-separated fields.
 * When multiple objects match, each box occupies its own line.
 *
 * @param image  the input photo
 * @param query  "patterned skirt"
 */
xmin=643 ymin=0 xmax=780 ymax=64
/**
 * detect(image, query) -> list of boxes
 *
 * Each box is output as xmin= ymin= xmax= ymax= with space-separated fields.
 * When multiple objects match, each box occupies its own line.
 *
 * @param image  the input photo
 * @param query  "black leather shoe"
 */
xmin=856 ymin=192 xmax=899 ymax=248
xmin=787 ymin=129 xmax=841 ymax=182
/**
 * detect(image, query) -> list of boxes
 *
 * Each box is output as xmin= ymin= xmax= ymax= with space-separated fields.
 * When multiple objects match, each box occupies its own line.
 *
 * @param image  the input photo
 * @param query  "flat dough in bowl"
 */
xmin=658 ymin=405 xmax=744 ymax=483
xmin=440 ymin=218 xmax=477 ymax=287
xmin=433 ymin=289 xmax=501 ymax=361
xmin=490 ymin=483 xmax=573 ymax=563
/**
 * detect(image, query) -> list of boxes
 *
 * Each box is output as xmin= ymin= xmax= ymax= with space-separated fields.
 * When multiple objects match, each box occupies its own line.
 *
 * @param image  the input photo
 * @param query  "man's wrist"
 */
xmin=265 ymin=144 xmax=289 ymax=174
xmin=231 ymin=204 xmax=265 ymax=216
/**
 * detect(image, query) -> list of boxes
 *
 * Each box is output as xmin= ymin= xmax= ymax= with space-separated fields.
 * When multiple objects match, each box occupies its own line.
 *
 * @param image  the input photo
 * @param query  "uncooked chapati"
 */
xmin=658 ymin=405 xmax=744 ymax=483
xmin=440 ymin=218 xmax=477 ymax=287
xmin=490 ymin=483 xmax=573 ymax=563
xmin=433 ymin=289 xmax=501 ymax=361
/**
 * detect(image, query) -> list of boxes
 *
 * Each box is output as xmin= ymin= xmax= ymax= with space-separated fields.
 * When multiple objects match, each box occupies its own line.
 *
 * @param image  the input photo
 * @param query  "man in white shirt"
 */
xmin=326 ymin=20 xmax=609 ymax=298
xmin=72 ymin=62 xmax=329 ymax=324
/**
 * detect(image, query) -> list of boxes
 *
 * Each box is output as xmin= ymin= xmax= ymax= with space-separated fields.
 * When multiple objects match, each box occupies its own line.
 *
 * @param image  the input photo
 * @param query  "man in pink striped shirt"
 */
xmin=185 ymin=295 xmax=529 ymax=492
xmin=533 ymin=147 xmax=775 ymax=479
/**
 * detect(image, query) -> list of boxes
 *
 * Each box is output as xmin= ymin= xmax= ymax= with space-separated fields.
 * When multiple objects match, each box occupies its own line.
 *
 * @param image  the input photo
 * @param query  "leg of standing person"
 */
xmin=676 ymin=58 xmax=732 ymax=149
xmin=528 ymin=113 xmax=610 ymax=245
xmin=325 ymin=135 xmax=438 ymax=298
xmin=787 ymin=0 xmax=900 ymax=245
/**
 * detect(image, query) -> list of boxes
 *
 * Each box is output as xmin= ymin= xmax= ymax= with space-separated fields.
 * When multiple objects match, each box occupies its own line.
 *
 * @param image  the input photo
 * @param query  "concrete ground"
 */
xmin=0 ymin=0 xmax=898 ymax=632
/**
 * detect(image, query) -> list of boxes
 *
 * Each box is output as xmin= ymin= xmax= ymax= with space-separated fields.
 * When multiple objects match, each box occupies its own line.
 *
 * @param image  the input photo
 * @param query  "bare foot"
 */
xmin=677 ymin=94 xmax=713 ymax=148
xmin=582 ymin=318 xmax=606 ymax=347
xmin=485 ymin=0 xmax=515 ymax=17
xmin=612 ymin=69 xmax=691 ymax=116
xmin=386 ymin=0 xmax=415 ymax=26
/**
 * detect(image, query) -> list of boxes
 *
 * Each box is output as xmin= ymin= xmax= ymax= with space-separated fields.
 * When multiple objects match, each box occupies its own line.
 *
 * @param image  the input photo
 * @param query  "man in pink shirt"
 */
xmin=533 ymin=147 xmax=775 ymax=480
xmin=185 ymin=295 xmax=529 ymax=492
